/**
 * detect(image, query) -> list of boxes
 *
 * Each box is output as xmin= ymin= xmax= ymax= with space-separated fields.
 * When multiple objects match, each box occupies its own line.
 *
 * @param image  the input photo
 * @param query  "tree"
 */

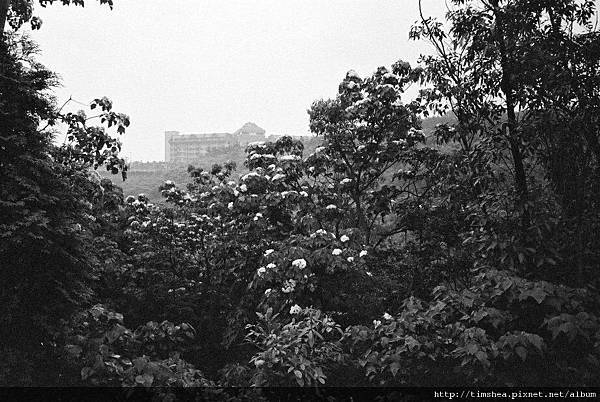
xmin=0 ymin=0 xmax=114 ymax=34
xmin=410 ymin=0 xmax=599 ymax=280
xmin=0 ymin=32 xmax=128 ymax=384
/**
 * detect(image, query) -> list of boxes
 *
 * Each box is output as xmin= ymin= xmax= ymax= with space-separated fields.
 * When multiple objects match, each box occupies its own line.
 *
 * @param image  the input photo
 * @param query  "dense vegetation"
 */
xmin=1 ymin=0 xmax=600 ymax=391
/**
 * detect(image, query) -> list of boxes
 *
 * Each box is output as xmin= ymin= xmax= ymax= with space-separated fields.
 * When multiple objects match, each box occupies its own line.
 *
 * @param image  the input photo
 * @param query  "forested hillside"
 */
xmin=1 ymin=0 xmax=600 ymax=395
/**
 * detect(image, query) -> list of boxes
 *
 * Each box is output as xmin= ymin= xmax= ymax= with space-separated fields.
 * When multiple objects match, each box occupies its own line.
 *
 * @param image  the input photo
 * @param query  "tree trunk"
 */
xmin=0 ymin=0 xmax=9 ymax=35
xmin=492 ymin=0 xmax=530 ymax=230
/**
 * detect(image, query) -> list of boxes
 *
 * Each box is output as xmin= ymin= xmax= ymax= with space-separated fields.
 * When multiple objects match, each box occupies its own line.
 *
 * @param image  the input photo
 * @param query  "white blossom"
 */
xmin=347 ymin=257 xmax=354 ymax=263
xmin=359 ymin=250 xmax=368 ymax=257
xmin=264 ymin=249 xmax=274 ymax=257
xmin=257 ymin=267 xmax=266 ymax=276
xmin=281 ymin=279 xmax=297 ymax=293
xmin=228 ymin=202 xmax=234 ymax=210
xmin=240 ymin=184 xmax=247 ymax=192
xmin=299 ymin=191 xmax=309 ymax=197
xmin=266 ymin=263 xmax=276 ymax=269
xmin=340 ymin=235 xmax=350 ymax=243
xmin=340 ymin=178 xmax=352 ymax=185
xmin=347 ymin=70 xmax=360 ymax=79
xmin=264 ymin=288 xmax=272 ymax=296
xmin=332 ymin=248 xmax=342 ymax=256
xmin=383 ymin=312 xmax=392 ymax=320
xmin=373 ymin=320 xmax=382 ymax=328
xmin=289 ymin=304 xmax=302 ymax=314
xmin=292 ymin=258 xmax=307 ymax=270
xmin=326 ymin=204 xmax=337 ymax=210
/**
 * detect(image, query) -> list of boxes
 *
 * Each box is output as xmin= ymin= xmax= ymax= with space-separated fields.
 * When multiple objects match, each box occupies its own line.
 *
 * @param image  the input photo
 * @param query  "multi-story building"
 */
xmin=165 ymin=122 xmax=266 ymax=164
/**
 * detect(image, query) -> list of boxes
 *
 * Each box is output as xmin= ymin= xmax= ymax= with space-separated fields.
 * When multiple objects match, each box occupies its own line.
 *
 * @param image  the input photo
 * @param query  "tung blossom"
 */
xmin=373 ymin=320 xmax=382 ymax=328
xmin=340 ymin=235 xmax=350 ymax=243
xmin=383 ymin=312 xmax=392 ymax=320
xmin=264 ymin=249 xmax=274 ymax=257
xmin=257 ymin=267 xmax=266 ymax=276
xmin=359 ymin=250 xmax=368 ymax=257
xmin=289 ymin=304 xmax=302 ymax=314
xmin=239 ymin=184 xmax=247 ymax=192
xmin=292 ymin=258 xmax=307 ymax=270
xmin=326 ymin=204 xmax=337 ymax=210
xmin=282 ymin=279 xmax=297 ymax=293
xmin=347 ymin=257 xmax=354 ymax=263
xmin=332 ymin=248 xmax=342 ymax=256
xmin=266 ymin=263 xmax=276 ymax=269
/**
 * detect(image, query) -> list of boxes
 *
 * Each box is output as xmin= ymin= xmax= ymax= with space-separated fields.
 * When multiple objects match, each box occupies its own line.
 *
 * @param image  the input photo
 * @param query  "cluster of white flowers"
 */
xmin=264 ymin=249 xmax=274 ymax=257
xmin=383 ymin=72 xmax=399 ymax=81
xmin=359 ymin=250 xmax=368 ymax=257
xmin=271 ymin=173 xmax=286 ymax=181
xmin=347 ymin=257 xmax=354 ymax=263
xmin=264 ymin=288 xmax=272 ymax=296
xmin=347 ymin=70 xmax=360 ymax=79
xmin=281 ymin=190 xmax=298 ymax=199
xmin=340 ymin=178 xmax=352 ymax=185
xmin=332 ymin=248 xmax=342 ymax=256
xmin=253 ymin=212 xmax=263 ymax=221
xmin=241 ymin=172 xmax=261 ymax=181
xmin=279 ymin=155 xmax=301 ymax=161
xmin=248 ymin=141 xmax=266 ymax=147
xmin=282 ymin=279 xmax=297 ymax=293
xmin=366 ymin=271 xmax=373 ymax=277
xmin=291 ymin=258 xmax=307 ymax=270
xmin=289 ymin=304 xmax=302 ymax=315
xmin=340 ymin=235 xmax=350 ymax=243
xmin=383 ymin=312 xmax=392 ymax=320
xmin=299 ymin=191 xmax=309 ymax=197
xmin=239 ymin=184 xmax=248 ymax=192
xmin=165 ymin=180 xmax=174 ymax=186
xmin=257 ymin=267 xmax=266 ymax=276
xmin=266 ymin=263 xmax=276 ymax=269
xmin=326 ymin=204 xmax=337 ymax=210
xmin=373 ymin=320 xmax=382 ymax=328
xmin=314 ymin=146 xmax=326 ymax=153
xmin=228 ymin=202 xmax=234 ymax=210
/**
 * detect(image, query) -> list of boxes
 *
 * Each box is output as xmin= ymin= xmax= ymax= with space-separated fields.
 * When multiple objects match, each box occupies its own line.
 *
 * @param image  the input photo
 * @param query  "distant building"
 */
xmin=165 ymin=122 xmax=266 ymax=164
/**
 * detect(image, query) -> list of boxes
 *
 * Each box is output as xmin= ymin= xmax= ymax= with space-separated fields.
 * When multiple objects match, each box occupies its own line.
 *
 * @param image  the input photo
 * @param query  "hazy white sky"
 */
xmin=30 ymin=0 xmax=447 ymax=161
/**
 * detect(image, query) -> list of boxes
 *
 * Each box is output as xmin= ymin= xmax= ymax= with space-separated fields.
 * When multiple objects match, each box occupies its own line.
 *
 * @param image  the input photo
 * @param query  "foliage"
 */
xmin=244 ymin=307 xmax=344 ymax=387
xmin=344 ymin=269 xmax=600 ymax=386
xmin=62 ymin=304 xmax=212 ymax=387
xmin=2 ymin=0 xmax=600 ymax=390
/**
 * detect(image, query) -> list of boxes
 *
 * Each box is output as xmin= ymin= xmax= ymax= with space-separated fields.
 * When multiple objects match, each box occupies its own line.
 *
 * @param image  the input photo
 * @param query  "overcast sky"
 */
xmin=30 ymin=0 xmax=447 ymax=161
